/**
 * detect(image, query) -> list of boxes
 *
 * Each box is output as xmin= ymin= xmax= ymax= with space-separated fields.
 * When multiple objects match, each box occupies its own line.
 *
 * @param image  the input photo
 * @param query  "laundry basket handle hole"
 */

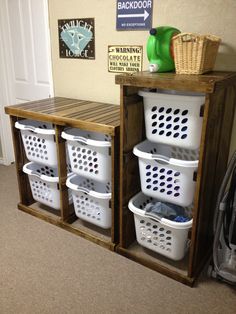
xmin=152 ymin=154 xmax=170 ymax=165
xmin=76 ymin=186 xmax=90 ymax=194
xmin=72 ymin=136 xmax=88 ymax=145
xmin=144 ymin=212 xmax=162 ymax=222
xmin=25 ymin=126 xmax=36 ymax=132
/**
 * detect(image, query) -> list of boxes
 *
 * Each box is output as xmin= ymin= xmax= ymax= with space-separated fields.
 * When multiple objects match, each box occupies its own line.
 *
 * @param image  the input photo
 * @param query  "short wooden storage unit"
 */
xmin=116 ymin=71 xmax=236 ymax=285
xmin=5 ymin=97 xmax=120 ymax=251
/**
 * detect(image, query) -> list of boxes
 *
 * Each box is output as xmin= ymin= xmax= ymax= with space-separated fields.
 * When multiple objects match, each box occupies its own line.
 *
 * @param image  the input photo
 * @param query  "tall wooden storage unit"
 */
xmin=116 ymin=71 xmax=236 ymax=285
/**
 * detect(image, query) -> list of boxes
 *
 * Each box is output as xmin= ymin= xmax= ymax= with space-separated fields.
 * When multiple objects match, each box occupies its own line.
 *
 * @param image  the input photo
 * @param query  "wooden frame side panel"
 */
xmin=119 ymin=85 xmax=145 ymax=248
xmin=189 ymin=85 xmax=236 ymax=277
xmin=55 ymin=125 xmax=72 ymax=221
xmin=10 ymin=116 xmax=34 ymax=205
xmin=111 ymin=127 xmax=120 ymax=244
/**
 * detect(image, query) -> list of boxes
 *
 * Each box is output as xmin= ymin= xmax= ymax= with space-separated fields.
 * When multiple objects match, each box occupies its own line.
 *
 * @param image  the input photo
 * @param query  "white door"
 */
xmin=0 ymin=0 xmax=54 ymax=165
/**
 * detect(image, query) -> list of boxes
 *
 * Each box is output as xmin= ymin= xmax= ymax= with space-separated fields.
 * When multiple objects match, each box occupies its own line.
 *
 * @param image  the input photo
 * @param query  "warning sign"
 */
xmin=116 ymin=0 xmax=153 ymax=30
xmin=108 ymin=45 xmax=143 ymax=73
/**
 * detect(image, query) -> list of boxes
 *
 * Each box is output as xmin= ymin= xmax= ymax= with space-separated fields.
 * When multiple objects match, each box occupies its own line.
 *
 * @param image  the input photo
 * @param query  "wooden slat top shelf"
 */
xmin=115 ymin=71 xmax=236 ymax=93
xmin=5 ymin=97 xmax=120 ymax=135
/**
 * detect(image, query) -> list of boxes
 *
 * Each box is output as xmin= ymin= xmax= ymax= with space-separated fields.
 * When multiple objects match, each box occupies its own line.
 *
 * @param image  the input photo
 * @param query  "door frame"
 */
xmin=0 ymin=0 xmax=54 ymax=165
xmin=0 ymin=0 xmax=15 ymax=165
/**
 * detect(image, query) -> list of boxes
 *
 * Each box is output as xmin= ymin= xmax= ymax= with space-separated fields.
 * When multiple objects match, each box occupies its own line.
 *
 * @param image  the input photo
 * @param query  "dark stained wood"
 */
xmin=213 ymin=84 xmax=236 ymax=192
xmin=63 ymin=211 xmax=78 ymax=224
xmin=68 ymin=219 xmax=112 ymax=247
xmin=18 ymin=203 xmax=115 ymax=251
xmin=117 ymin=240 xmax=189 ymax=272
xmin=6 ymin=97 xmax=120 ymax=252
xmin=61 ymin=222 xmax=115 ymax=251
xmin=119 ymin=152 xmax=140 ymax=248
xmin=29 ymin=202 xmax=61 ymax=218
xmin=122 ymin=87 xmax=145 ymax=153
xmin=189 ymin=83 xmax=236 ymax=277
xmin=54 ymin=125 xmax=74 ymax=220
xmin=5 ymin=97 xmax=120 ymax=136
xmin=18 ymin=203 xmax=62 ymax=224
xmin=119 ymin=84 xmax=145 ymax=248
xmin=117 ymin=71 xmax=236 ymax=285
xmin=120 ymin=205 xmax=136 ymax=248
xmin=10 ymin=116 xmax=34 ymax=205
xmin=115 ymin=71 xmax=236 ymax=93
xmin=111 ymin=127 xmax=120 ymax=244
xmin=122 ymin=151 xmax=141 ymax=205
xmin=187 ymin=93 xmax=212 ymax=276
xmin=116 ymin=245 xmax=194 ymax=286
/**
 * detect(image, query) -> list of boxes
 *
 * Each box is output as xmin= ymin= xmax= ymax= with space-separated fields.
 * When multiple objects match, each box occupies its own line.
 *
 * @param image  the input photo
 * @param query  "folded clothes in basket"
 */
xmin=144 ymin=201 xmax=190 ymax=222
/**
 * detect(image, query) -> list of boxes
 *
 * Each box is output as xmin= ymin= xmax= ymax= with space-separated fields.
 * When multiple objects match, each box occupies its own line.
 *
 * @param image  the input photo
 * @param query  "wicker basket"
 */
xmin=172 ymin=33 xmax=221 ymax=74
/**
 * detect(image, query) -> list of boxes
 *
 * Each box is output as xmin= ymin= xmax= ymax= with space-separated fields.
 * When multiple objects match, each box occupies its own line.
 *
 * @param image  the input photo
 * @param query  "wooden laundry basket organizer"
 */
xmin=173 ymin=33 xmax=221 ymax=74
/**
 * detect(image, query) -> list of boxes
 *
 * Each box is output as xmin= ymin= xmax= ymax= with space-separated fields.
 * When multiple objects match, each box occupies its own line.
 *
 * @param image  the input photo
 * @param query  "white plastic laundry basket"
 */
xmin=139 ymin=89 xmax=205 ymax=150
xmin=62 ymin=128 xmax=111 ymax=182
xmin=66 ymin=174 xmax=112 ymax=229
xmin=129 ymin=192 xmax=192 ymax=260
xmin=15 ymin=119 xmax=57 ymax=167
xmin=23 ymin=162 xmax=61 ymax=209
xmin=133 ymin=140 xmax=199 ymax=207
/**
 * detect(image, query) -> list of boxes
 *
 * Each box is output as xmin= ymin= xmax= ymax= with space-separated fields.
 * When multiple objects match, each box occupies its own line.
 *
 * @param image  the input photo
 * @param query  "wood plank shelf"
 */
xmin=5 ymin=97 xmax=120 ymax=251
xmin=116 ymin=71 xmax=236 ymax=285
xmin=117 ymin=243 xmax=191 ymax=285
xmin=5 ymin=97 xmax=120 ymax=135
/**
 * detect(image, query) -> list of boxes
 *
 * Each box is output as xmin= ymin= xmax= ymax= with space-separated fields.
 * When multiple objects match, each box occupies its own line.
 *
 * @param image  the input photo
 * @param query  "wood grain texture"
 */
xmin=111 ymin=128 xmax=120 ymax=244
xmin=189 ymin=83 xmax=236 ymax=277
xmin=117 ymin=71 xmax=236 ymax=284
xmin=122 ymin=95 xmax=144 ymax=152
xmin=18 ymin=203 xmax=115 ymax=251
xmin=122 ymin=151 xmax=141 ymax=205
xmin=116 ymin=245 xmax=194 ymax=286
xmin=10 ymin=116 xmax=34 ymax=205
xmin=6 ymin=97 xmax=120 ymax=251
xmin=119 ymin=205 xmax=136 ymax=248
xmin=115 ymin=71 xmax=236 ymax=93
xmin=5 ymin=97 xmax=120 ymax=135
xmin=119 ymin=85 xmax=145 ymax=248
xmin=54 ymin=125 xmax=73 ymax=220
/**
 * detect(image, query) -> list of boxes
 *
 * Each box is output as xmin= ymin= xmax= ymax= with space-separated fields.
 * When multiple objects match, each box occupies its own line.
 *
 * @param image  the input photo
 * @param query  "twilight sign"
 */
xmin=58 ymin=18 xmax=95 ymax=59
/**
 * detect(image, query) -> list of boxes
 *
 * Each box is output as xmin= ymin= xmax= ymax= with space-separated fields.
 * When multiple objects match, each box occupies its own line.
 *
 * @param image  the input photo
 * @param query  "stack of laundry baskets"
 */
xmin=15 ymin=119 xmax=71 ymax=210
xmin=62 ymin=128 xmax=112 ymax=229
xmin=128 ymin=89 xmax=205 ymax=261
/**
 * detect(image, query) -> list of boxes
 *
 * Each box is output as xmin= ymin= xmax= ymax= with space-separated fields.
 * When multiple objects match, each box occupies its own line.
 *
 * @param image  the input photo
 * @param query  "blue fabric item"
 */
xmin=144 ymin=201 xmax=190 ymax=222
xmin=174 ymin=216 xmax=190 ymax=222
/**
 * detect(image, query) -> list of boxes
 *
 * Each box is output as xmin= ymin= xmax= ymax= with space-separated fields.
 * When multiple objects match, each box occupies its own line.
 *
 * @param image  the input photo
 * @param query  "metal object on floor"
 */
xmin=209 ymin=151 xmax=236 ymax=285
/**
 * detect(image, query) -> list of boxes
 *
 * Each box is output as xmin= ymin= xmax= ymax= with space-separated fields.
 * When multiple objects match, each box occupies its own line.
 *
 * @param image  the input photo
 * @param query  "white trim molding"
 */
xmin=0 ymin=0 xmax=15 ymax=165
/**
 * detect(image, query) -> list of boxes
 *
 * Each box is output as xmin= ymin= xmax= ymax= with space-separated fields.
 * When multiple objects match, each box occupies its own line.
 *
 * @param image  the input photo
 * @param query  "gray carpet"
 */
xmin=0 ymin=164 xmax=235 ymax=314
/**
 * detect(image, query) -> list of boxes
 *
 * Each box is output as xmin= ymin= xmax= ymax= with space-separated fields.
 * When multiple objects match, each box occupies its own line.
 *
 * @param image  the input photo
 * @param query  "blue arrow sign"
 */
xmin=116 ymin=0 xmax=153 ymax=30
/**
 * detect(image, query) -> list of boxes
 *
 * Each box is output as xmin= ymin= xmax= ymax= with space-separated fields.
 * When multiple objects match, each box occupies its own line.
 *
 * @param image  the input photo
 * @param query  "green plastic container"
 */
xmin=147 ymin=26 xmax=181 ymax=72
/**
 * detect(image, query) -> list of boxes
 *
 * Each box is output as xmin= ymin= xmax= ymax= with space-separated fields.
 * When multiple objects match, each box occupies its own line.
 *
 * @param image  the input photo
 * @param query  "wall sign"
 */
xmin=58 ymin=18 xmax=95 ymax=59
xmin=108 ymin=45 xmax=143 ymax=73
xmin=116 ymin=0 xmax=153 ymax=30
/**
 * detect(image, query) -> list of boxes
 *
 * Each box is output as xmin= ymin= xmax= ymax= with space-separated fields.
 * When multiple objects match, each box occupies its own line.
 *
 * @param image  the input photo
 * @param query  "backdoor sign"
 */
xmin=116 ymin=0 xmax=153 ymax=30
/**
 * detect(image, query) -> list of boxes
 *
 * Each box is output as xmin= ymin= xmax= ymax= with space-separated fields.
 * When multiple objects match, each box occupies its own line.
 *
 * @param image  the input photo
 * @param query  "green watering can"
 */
xmin=147 ymin=26 xmax=181 ymax=72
